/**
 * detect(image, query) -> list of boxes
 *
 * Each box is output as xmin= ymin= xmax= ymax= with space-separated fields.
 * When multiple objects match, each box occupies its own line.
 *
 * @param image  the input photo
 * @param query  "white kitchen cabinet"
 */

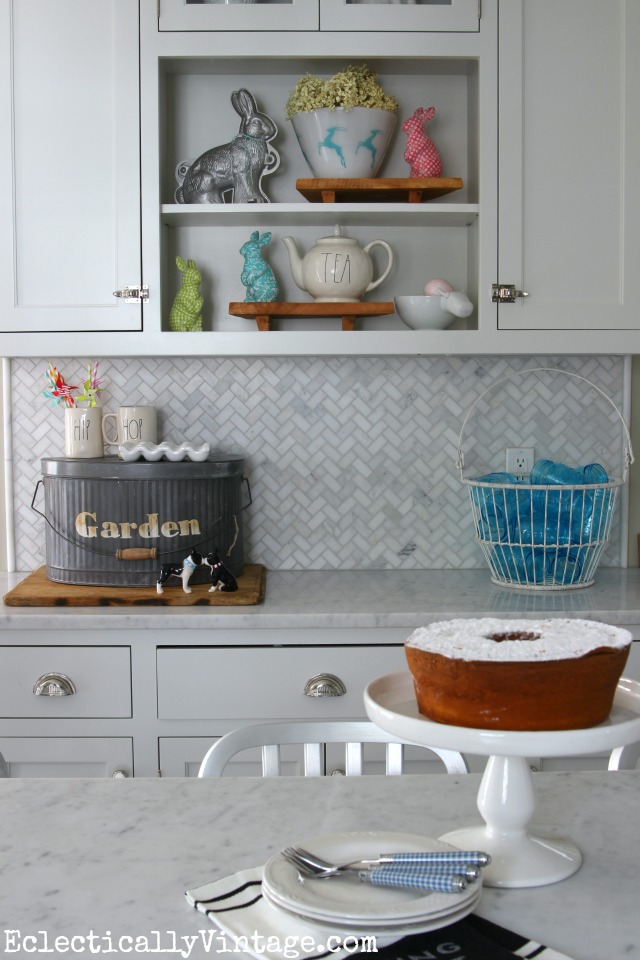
xmin=496 ymin=0 xmax=640 ymax=340
xmin=1 ymin=0 xmax=639 ymax=356
xmin=0 ymin=737 xmax=133 ymax=778
xmin=138 ymin=8 xmax=493 ymax=356
xmin=0 ymin=0 xmax=142 ymax=335
xmin=158 ymin=0 xmax=479 ymax=34
xmin=117 ymin=0 xmax=640 ymax=356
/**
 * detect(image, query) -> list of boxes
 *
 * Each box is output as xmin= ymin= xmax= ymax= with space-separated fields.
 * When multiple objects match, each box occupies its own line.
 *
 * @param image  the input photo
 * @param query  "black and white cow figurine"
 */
xmin=204 ymin=551 xmax=238 ymax=593
xmin=156 ymin=548 xmax=202 ymax=594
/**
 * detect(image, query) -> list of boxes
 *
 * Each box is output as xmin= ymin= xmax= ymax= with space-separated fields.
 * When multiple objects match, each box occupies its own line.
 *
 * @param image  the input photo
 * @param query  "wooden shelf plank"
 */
xmin=296 ymin=177 xmax=464 ymax=204
xmin=229 ymin=301 xmax=395 ymax=331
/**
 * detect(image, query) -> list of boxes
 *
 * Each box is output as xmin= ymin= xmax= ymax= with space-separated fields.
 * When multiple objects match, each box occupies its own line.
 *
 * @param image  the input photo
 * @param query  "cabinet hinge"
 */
xmin=491 ymin=284 xmax=529 ymax=303
xmin=113 ymin=284 xmax=149 ymax=304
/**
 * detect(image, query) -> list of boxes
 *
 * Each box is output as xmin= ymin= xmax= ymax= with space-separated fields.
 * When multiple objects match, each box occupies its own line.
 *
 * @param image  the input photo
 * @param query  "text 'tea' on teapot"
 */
xmin=282 ymin=225 xmax=394 ymax=303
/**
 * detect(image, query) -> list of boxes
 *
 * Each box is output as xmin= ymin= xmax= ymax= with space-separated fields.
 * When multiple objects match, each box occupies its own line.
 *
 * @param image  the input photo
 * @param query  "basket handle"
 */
xmin=456 ymin=367 xmax=634 ymax=479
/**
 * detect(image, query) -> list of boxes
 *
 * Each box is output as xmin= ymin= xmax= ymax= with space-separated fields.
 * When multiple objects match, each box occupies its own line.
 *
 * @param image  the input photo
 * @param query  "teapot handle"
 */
xmin=363 ymin=240 xmax=394 ymax=294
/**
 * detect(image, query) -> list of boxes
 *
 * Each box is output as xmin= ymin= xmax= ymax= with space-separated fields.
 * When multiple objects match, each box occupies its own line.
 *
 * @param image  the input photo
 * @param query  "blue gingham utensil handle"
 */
xmin=381 ymin=850 xmax=491 ymax=867
xmin=362 ymin=868 xmax=467 ymax=893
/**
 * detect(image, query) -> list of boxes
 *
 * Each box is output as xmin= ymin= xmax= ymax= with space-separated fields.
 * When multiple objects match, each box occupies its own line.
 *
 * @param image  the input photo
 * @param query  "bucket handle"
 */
xmin=456 ymin=367 xmax=634 ymax=480
xmin=30 ymin=474 xmax=253 ymax=560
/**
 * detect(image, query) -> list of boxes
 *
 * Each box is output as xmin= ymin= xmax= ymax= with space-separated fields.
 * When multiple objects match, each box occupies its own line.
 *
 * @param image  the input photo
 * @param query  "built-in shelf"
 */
xmin=161 ymin=203 xmax=479 ymax=228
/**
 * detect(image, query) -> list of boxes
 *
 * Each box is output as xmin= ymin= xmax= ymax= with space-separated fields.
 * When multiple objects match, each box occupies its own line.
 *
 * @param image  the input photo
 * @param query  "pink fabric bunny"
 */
xmin=402 ymin=106 xmax=443 ymax=178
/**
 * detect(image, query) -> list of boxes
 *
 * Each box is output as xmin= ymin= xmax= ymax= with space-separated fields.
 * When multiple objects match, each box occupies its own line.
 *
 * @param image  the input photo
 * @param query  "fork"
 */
xmin=284 ymin=844 xmax=488 ymax=874
xmin=281 ymin=847 xmax=469 ymax=893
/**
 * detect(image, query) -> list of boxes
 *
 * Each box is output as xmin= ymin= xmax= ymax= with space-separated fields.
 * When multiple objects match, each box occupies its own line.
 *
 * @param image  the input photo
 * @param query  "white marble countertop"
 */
xmin=2 ymin=567 xmax=640 ymax=632
xmin=0 ymin=770 xmax=637 ymax=959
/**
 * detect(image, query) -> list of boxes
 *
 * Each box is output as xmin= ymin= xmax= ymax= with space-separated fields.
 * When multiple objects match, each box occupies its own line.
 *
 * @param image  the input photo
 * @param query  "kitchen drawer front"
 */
xmin=0 ymin=647 xmax=131 ymax=718
xmin=156 ymin=646 xmax=406 ymax=720
xmin=0 ymin=737 xmax=133 ymax=778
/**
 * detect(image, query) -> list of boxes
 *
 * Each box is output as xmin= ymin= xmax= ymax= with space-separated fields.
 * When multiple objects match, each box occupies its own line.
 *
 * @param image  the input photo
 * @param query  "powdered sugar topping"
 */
xmin=406 ymin=618 xmax=632 ymax=662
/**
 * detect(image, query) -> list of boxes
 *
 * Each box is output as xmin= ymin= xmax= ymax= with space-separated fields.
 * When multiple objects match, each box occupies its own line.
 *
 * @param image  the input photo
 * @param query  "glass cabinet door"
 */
xmin=320 ymin=0 xmax=480 ymax=32
xmin=158 ymin=0 xmax=319 ymax=31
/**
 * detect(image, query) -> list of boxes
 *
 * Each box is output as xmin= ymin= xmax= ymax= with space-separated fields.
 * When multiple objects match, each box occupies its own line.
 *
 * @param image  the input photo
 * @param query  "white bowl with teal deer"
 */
xmin=290 ymin=107 xmax=397 ymax=179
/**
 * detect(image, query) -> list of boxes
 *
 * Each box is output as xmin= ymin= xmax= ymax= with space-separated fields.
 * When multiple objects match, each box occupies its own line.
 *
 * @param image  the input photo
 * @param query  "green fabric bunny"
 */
xmin=169 ymin=256 xmax=203 ymax=331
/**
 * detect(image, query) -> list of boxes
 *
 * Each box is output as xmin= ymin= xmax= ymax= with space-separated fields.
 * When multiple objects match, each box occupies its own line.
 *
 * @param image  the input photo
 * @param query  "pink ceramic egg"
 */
xmin=424 ymin=278 xmax=454 ymax=296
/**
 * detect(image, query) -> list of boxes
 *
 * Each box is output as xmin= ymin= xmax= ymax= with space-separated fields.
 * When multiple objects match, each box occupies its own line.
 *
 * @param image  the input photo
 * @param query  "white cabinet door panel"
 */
xmin=158 ymin=0 xmax=318 ymax=31
xmin=159 ymin=737 xmax=304 ymax=777
xmin=0 ymin=0 xmax=141 ymax=334
xmin=321 ymin=0 xmax=479 ymax=33
xmin=497 ymin=0 xmax=640 ymax=331
xmin=0 ymin=737 xmax=133 ymax=778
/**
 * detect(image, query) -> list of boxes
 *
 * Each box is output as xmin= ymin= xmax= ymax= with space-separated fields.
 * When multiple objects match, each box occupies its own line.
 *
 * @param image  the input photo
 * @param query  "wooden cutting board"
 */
xmin=3 ymin=565 xmax=266 ymax=607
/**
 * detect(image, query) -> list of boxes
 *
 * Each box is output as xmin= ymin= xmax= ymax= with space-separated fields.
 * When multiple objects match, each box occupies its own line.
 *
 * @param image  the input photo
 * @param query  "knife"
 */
xmin=376 ymin=851 xmax=491 ymax=867
xmin=357 ymin=867 xmax=468 ymax=893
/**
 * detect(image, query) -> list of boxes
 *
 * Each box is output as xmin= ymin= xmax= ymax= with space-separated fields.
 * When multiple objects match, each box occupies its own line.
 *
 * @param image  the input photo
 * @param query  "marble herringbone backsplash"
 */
xmin=9 ymin=355 xmax=628 ymax=570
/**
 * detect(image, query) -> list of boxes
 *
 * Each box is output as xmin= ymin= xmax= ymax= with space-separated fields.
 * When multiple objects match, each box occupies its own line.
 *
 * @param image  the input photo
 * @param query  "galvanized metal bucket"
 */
xmin=33 ymin=456 xmax=250 ymax=586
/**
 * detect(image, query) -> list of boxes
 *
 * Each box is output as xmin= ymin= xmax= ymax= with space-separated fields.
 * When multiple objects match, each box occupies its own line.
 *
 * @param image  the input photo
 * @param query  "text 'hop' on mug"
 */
xmin=102 ymin=406 xmax=157 ymax=446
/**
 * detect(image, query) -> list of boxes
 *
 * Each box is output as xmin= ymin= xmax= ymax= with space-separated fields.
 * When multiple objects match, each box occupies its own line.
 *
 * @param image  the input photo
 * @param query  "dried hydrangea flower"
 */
xmin=285 ymin=65 xmax=398 ymax=119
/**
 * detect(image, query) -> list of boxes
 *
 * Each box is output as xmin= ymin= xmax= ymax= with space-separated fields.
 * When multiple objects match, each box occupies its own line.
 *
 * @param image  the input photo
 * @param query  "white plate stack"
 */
xmin=262 ymin=831 xmax=482 ymax=937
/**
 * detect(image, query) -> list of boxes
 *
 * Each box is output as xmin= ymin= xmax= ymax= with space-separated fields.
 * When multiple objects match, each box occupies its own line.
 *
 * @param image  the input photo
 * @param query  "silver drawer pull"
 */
xmin=33 ymin=673 xmax=77 ymax=697
xmin=112 ymin=770 xmax=129 ymax=779
xmin=304 ymin=674 xmax=347 ymax=698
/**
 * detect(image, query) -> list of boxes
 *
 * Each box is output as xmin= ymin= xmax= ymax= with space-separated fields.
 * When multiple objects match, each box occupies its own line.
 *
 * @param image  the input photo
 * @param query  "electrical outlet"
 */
xmin=506 ymin=447 xmax=535 ymax=477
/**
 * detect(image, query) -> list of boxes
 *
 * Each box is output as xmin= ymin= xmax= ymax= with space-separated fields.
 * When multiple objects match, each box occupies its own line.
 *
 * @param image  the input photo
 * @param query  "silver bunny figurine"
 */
xmin=175 ymin=89 xmax=279 ymax=204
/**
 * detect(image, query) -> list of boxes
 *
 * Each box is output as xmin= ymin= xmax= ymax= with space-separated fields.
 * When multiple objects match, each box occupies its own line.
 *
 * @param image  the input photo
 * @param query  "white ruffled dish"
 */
xmin=262 ymin=831 xmax=481 ymax=925
xmin=118 ymin=441 xmax=210 ymax=462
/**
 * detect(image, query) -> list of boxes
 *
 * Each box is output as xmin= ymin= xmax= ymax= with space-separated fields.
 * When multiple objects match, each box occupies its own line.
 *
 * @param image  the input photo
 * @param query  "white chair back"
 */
xmin=608 ymin=742 xmax=640 ymax=770
xmin=198 ymin=720 xmax=469 ymax=778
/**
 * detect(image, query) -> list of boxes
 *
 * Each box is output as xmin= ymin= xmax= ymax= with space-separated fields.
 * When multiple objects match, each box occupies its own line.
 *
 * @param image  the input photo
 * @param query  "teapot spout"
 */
xmin=282 ymin=236 xmax=306 ymax=291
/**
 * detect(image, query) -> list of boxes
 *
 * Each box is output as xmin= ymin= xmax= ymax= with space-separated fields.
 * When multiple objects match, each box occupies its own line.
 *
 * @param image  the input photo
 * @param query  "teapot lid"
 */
xmin=316 ymin=225 xmax=354 ymax=243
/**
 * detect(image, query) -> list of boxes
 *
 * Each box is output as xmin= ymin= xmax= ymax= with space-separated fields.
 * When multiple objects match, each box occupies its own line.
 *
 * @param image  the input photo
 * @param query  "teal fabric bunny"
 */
xmin=240 ymin=231 xmax=279 ymax=302
xmin=169 ymin=256 xmax=203 ymax=331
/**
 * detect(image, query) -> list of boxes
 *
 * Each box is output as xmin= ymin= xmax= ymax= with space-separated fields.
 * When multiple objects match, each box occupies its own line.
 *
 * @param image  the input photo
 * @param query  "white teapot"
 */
xmin=282 ymin=225 xmax=394 ymax=302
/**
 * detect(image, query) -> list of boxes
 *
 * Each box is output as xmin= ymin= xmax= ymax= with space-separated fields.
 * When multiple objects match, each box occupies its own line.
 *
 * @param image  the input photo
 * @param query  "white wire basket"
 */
xmin=456 ymin=368 xmax=634 ymax=591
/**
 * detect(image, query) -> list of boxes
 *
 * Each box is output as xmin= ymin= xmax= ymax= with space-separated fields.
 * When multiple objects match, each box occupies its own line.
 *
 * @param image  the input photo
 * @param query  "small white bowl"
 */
xmin=394 ymin=295 xmax=454 ymax=330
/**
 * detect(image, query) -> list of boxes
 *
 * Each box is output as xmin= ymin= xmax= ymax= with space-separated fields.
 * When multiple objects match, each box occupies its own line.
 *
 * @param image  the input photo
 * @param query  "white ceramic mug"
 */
xmin=64 ymin=407 xmax=104 ymax=459
xmin=102 ymin=406 xmax=158 ymax=446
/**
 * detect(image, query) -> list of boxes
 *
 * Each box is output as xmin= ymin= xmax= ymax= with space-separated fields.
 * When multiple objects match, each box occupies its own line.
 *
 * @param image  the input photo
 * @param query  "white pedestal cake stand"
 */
xmin=364 ymin=672 xmax=640 ymax=889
